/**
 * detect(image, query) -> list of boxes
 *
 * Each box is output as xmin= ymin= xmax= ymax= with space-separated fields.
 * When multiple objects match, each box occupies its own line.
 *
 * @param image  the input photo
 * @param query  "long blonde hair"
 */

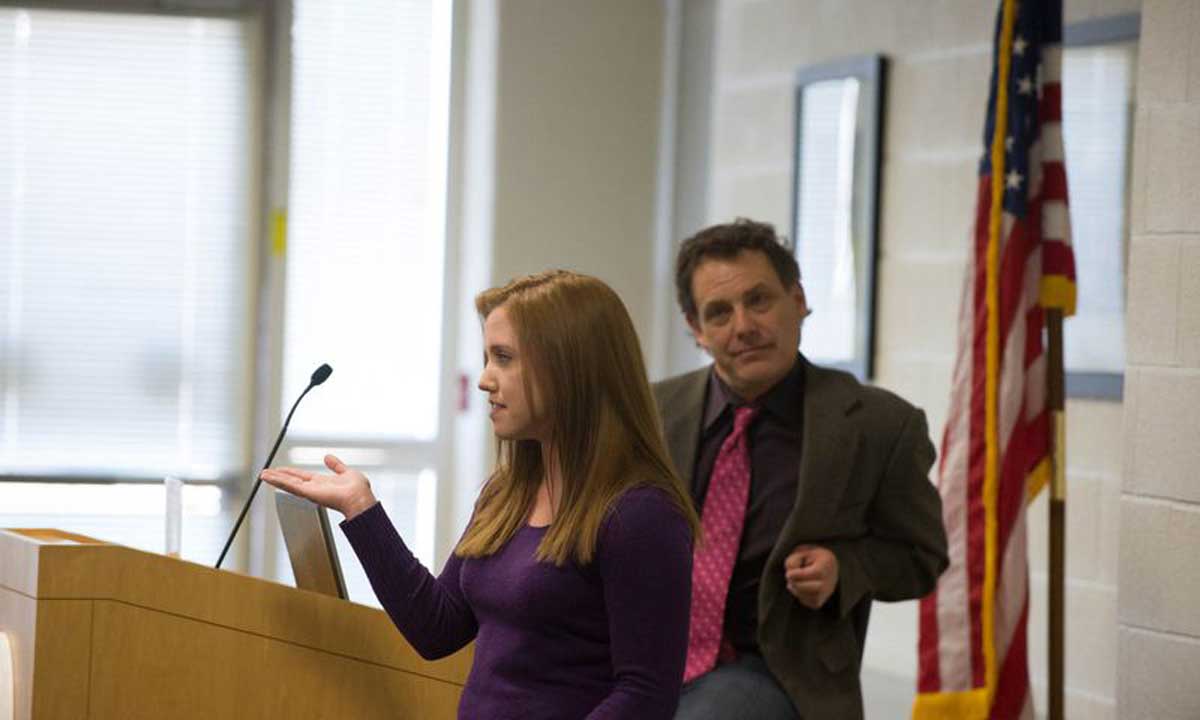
xmin=455 ymin=270 xmax=699 ymax=566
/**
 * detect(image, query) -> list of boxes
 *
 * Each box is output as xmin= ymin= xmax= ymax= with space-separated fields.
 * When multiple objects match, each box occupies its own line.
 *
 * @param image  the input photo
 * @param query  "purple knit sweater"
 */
xmin=340 ymin=486 xmax=692 ymax=719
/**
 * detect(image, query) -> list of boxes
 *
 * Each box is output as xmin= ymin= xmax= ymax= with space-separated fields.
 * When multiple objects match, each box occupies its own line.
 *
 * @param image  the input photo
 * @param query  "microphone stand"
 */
xmin=215 ymin=364 xmax=331 ymax=569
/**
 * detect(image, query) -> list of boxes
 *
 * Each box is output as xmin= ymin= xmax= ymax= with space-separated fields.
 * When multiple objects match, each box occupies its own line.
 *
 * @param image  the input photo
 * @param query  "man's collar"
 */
xmin=703 ymin=355 xmax=806 ymax=432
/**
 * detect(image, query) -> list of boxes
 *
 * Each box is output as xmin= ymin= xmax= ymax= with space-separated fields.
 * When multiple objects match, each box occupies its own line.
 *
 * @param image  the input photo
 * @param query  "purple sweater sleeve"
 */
xmin=340 ymin=502 xmax=478 ymax=659
xmin=585 ymin=489 xmax=693 ymax=719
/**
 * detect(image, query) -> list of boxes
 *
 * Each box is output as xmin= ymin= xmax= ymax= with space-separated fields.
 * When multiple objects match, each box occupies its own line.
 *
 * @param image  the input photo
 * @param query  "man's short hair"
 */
xmin=674 ymin=218 xmax=801 ymax=320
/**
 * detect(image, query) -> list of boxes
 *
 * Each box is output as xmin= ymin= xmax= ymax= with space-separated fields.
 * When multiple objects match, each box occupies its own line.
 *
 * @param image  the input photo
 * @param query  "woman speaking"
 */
xmin=261 ymin=270 xmax=698 ymax=719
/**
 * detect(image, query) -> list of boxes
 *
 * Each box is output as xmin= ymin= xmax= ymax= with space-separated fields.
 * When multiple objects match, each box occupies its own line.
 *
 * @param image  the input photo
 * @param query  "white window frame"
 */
xmin=246 ymin=0 xmax=459 ymax=582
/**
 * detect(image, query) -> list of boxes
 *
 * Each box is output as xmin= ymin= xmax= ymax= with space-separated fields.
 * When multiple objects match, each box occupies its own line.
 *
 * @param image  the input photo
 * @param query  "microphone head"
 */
xmin=311 ymin=364 xmax=333 ymax=386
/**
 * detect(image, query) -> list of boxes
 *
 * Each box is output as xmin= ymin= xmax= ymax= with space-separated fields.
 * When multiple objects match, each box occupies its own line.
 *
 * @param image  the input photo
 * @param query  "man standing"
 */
xmin=655 ymin=219 xmax=948 ymax=720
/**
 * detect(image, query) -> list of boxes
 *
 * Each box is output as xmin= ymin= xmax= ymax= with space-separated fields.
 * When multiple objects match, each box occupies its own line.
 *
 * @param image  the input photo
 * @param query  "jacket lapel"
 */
xmin=759 ymin=360 xmax=863 ymax=634
xmin=781 ymin=362 xmax=862 ymax=547
xmin=792 ymin=364 xmax=859 ymax=528
xmin=661 ymin=368 xmax=708 ymax=486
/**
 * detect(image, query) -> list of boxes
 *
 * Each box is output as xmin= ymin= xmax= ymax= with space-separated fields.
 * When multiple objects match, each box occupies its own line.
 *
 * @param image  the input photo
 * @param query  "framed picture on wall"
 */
xmin=790 ymin=55 xmax=885 ymax=381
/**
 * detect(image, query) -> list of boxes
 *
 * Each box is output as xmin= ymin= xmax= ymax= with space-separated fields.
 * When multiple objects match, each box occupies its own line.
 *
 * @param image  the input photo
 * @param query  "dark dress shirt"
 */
xmin=691 ymin=356 xmax=805 ymax=653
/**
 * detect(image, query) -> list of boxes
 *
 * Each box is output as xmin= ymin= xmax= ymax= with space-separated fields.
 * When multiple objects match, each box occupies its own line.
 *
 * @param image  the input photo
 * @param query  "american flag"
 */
xmin=913 ymin=0 xmax=1076 ymax=718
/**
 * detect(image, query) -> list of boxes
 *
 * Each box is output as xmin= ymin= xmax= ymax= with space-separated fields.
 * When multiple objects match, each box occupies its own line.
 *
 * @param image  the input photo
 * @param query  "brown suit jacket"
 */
xmin=653 ymin=360 xmax=948 ymax=720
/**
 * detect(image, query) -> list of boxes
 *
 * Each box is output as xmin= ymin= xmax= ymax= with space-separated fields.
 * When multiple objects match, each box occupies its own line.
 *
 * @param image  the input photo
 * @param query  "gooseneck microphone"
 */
xmin=215 ymin=363 xmax=333 ymax=569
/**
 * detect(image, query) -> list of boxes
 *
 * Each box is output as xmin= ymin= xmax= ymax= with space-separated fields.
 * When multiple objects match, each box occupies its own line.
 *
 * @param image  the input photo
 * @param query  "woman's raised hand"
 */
xmin=260 ymin=454 xmax=378 ymax=521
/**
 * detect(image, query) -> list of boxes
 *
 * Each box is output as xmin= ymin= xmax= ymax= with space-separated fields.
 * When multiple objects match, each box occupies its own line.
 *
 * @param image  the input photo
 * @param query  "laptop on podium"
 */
xmin=275 ymin=490 xmax=348 ymax=600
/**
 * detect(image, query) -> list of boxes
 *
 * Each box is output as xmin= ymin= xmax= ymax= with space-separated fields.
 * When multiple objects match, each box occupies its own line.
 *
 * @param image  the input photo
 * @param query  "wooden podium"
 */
xmin=0 ymin=528 xmax=472 ymax=719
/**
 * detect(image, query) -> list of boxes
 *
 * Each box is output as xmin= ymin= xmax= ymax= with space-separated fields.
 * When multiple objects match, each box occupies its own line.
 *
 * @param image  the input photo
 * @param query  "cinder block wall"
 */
xmin=1118 ymin=1 xmax=1200 ymax=718
xmin=690 ymin=0 xmax=1140 ymax=716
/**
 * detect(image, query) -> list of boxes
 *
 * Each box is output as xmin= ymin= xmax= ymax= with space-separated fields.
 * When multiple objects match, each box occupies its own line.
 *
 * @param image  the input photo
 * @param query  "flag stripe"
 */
xmin=1038 ymin=84 xmax=1062 ymax=123
xmin=935 ymin=276 xmax=976 ymax=692
xmin=991 ymin=594 xmax=1031 ymax=720
xmin=1042 ymin=163 xmax=1068 ymax=202
xmin=1040 ymin=124 xmax=1065 ymax=163
xmin=1042 ymin=240 xmax=1075 ymax=277
xmin=1041 ymin=201 xmax=1068 ymax=241
xmin=971 ymin=180 xmax=993 ymax=691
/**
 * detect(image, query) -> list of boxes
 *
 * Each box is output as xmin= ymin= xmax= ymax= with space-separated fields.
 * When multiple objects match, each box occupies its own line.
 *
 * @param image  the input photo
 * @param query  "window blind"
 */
xmin=0 ymin=8 xmax=256 ymax=480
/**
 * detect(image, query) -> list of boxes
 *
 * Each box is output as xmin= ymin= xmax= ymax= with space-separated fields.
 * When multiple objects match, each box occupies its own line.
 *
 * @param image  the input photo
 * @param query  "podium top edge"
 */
xmin=0 ymin=528 xmax=106 ymax=545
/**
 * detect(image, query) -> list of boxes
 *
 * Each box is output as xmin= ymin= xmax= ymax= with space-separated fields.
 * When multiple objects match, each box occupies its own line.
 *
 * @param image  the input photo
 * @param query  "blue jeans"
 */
xmin=674 ymin=653 xmax=799 ymax=720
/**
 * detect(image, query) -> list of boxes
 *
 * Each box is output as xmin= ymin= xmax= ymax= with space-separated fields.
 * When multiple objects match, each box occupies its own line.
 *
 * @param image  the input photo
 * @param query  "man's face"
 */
xmin=687 ymin=251 xmax=807 ymax=402
xmin=478 ymin=306 xmax=549 ymax=442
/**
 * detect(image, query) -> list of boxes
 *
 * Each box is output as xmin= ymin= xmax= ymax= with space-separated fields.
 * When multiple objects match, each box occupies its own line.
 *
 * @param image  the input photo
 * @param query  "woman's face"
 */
xmin=478 ymin=306 xmax=549 ymax=442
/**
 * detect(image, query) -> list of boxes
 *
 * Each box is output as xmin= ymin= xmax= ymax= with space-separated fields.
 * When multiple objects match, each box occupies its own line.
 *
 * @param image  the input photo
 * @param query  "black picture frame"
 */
xmin=790 ymin=54 xmax=885 ymax=382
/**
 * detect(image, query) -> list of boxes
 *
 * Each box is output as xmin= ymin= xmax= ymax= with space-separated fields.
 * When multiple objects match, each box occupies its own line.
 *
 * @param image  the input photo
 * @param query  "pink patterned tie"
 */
xmin=683 ymin=405 xmax=758 ymax=683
